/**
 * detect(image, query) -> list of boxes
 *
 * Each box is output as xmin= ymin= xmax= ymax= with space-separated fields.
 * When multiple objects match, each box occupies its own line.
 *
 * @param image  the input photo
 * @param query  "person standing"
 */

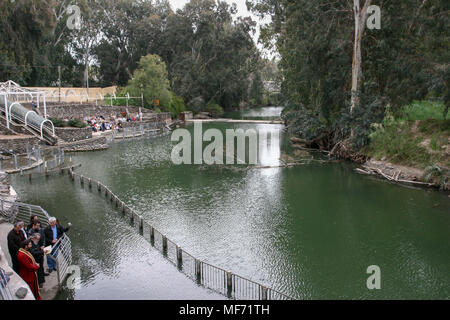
xmin=28 ymin=220 xmax=45 ymax=245
xmin=7 ymin=221 xmax=26 ymax=273
xmin=17 ymin=240 xmax=41 ymax=300
xmin=19 ymin=221 xmax=28 ymax=240
xmin=30 ymin=233 xmax=46 ymax=288
xmin=44 ymin=217 xmax=70 ymax=273
xmin=27 ymin=215 xmax=39 ymax=232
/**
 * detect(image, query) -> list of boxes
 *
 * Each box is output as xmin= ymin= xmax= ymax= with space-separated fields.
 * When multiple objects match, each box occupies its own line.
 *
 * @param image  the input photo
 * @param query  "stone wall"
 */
xmin=41 ymin=104 xmax=160 ymax=120
xmin=60 ymin=136 xmax=109 ymax=152
xmin=55 ymin=127 xmax=92 ymax=142
xmin=0 ymin=172 xmax=10 ymax=198
xmin=0 ymin=136 xmax=41 ymax=154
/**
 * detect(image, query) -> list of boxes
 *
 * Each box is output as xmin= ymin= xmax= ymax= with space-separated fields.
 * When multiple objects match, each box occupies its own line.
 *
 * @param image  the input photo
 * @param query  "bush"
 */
xmin=205 ymin=103 xmax=224 ymax=118
xmin=49 ymin=117 xmax=87 ymax=128
xmin=67 ymin=118 xmax=87 ymax=128
xmin=168 ymin=95 xmax=186 ymax=118
xmin=49 ymin=118 xmax=67 ymax=128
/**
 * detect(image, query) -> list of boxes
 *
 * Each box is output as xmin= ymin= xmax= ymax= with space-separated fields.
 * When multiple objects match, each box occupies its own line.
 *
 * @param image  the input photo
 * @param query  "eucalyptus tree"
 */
xmin=248 ymin=0 xmax=449 ymax=148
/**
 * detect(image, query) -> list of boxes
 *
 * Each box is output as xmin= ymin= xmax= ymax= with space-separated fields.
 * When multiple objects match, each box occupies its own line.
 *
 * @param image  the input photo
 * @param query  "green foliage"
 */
xmin=249 ymin=0 xmax=449 ymax=151
xmin=168 ymin=95 xmax=187 ymax=118
xmin=205 ymin=103 xmax=224 ymax=118
xmin=398 ymin=101 xmax=447 ymax=121
xmin=49 ymin=118 xmax=67 ymax=128
xmin=50 ymin=118 xmax=87 ymax=128
xmin=125 ymin=54 xmax=171 ymax=109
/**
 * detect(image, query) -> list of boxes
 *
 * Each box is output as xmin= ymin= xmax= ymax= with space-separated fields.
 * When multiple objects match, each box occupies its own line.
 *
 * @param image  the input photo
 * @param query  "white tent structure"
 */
xmin=0 ymin=81 xmax=55 ymax=142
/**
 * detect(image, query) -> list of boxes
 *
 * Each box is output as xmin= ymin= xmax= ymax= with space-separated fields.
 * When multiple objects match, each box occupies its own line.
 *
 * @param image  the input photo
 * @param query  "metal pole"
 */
xmin=43 ymin=94 xmax=47 ymax=119
xmin=227 ymin=272 xmax=233 ymax=298
xmin=58 ymin=66 xmax=62 ymax=103
xmin=4 ymin=95 xmax=9 ymax=129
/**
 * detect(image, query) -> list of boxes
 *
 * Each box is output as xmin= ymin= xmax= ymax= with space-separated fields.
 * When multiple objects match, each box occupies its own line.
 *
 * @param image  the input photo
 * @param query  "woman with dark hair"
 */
xmin=17 ymin=240 xmax=41 ymax=300
xmin=27 ymin=215 xmax=38 ymax=232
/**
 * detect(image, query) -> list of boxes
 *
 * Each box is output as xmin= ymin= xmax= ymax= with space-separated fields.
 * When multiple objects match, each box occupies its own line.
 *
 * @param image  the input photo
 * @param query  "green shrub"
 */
xmin=67 ymin=118 xmax=87 ymax=128
xmin=398 ymin=101 xmax=446 ymax=121
xmin=168 ymin=95 xmax=186 ymax=118
xmin=205 ymin=103 xmax=224 ymax=118
xmin=49 ymin=118 xmax=67 ymax=128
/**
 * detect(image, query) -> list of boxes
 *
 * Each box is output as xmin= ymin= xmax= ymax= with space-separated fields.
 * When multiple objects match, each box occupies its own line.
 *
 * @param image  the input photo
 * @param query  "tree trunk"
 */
xmin=351 ymin=0 xmax=371 ymax=115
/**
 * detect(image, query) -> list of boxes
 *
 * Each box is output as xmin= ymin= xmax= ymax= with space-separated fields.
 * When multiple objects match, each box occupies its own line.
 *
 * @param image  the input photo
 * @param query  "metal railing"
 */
xmin=47 ymin=234 xmax=72 ymax=286
xmin=0 ymin=267 xmax=14 ymax=300
xmin=0 ymin=146 xmax=66 ymax=174
xmin=68 ymin=169 xmax=295 ymax=300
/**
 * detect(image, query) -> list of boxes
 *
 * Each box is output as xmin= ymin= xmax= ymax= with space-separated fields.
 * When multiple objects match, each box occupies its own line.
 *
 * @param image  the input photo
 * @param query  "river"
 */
xmin=10 ymin=107 xmax=450 ymax=299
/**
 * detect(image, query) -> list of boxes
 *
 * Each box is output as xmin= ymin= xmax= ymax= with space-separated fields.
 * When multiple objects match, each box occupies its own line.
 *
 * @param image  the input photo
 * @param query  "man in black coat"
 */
xmin=28 ymin=220 xmax=45 ymax=246
xmin=30 ymin=233 xmax=46 ymax=287
xmin=7 ymin=221 xmax=26 ymax=273
xmin=43 ymin=217 xmax=70 ymax=272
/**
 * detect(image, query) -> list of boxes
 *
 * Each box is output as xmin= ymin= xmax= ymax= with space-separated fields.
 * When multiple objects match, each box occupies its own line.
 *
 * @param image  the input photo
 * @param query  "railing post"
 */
xmin=138 ymin=216 xmax=143 ymax=234
xmin=226 ymin=272 xmax=233 ymax=298
xmin=88 ymin=178 xmax=92 ymax=189
xmin=150 ymin=226 xmax=155 ymax=245
xmin=176 ymin=246 xmax=182 ymax=270
xmin=28 ymin=173 xmax=32 ymax=182
xmin=80 ymin=176 xmax=84 ymax=185
xmin=261 ymin=286 xmax=268 ymax=300
xmin=162 ymin=235 xmax=168 ymax=255
xmin=195 ymin=259 xmax=202 ymax=284
xmin=13 ymin=154 xmax=18 ymax=169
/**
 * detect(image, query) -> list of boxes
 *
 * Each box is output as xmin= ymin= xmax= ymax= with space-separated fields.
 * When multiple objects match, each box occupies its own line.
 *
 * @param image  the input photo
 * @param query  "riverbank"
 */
xmin=290 ymin=101 xmax=450 ymax=191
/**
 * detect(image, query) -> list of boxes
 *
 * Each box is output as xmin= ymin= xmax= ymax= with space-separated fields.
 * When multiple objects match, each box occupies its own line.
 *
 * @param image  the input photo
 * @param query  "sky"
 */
xmin=168 ymin=0 xmax=275 ymax=58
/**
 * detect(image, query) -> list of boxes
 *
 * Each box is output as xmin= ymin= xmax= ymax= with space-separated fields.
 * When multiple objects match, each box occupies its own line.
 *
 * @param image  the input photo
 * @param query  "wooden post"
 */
xmin=139 ymin=216 xmax=143 ymax=234
xmin=28 ymin=173 xmax=32 ymax=182
xmin=45 ymin=167 xmax=49 ymax=178
xmin=150 ymin=226 xmax=155 ymax=244
xmin=226 ymin=272 xmax=233 ymax=298
xmin=195 ymin=259 xmax=202 ymax=284
xmin=176 ymin=246 xmax=182 ymax=270
xmin=97 ymin=182 xmax=101 ymax=192
xmin=88 ymin=178 xmax=92 ymax=189
xmin=162 ymin=235 xmax=168 ymax=255
xmin=261 ymin=286 xmax=268 ymax=300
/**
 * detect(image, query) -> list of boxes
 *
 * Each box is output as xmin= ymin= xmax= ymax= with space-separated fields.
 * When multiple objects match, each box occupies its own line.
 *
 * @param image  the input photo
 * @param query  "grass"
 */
xmin=398 ymin=100 xmax=447 ymax=121
xmin=363 ymin=101 xmax=450 ymax=169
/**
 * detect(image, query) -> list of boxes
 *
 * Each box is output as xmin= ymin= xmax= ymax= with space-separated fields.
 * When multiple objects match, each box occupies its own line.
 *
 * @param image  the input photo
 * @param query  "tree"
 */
xmin=249 ymin=0 xmax=449 ymax=149
xmin=125 ymin=54 xmax=171 ymax=109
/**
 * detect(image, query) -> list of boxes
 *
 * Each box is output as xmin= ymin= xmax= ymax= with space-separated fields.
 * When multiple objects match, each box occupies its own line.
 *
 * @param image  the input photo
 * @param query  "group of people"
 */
xmin=84 ymin=112 xmax=142 ymax=133
xmin=6 ymin=216 xmax=71 ymax=300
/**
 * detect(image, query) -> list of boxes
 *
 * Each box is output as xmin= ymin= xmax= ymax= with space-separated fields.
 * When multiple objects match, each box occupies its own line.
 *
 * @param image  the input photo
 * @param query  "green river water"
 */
xmin=11 ymin=107 xmax=450 ymax=299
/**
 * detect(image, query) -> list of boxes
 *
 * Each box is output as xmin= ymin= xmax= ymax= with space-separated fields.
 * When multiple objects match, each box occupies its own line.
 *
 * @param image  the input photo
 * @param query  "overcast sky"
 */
xmin=168 ymin=0 xmax=275 ymax=58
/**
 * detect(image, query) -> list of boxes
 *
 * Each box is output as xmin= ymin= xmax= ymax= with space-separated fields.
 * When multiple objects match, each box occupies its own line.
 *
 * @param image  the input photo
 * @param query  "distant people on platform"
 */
xmin=31 ymin=101 xmax=39 ymax=115
xmin=17 ymin=240 xmax=41 ymax=300
xmin=7 ymin=221 xmax=26 ymax=273
xmin=44 ymin=217 xmax=71 ymax=273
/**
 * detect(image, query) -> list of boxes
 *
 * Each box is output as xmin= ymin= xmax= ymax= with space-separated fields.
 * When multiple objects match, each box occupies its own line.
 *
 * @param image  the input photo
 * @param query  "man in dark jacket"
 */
xmin=30 ymin=233 xmax=46 ymax=287
xmin=7 ymin=221 xmax=26 ymax=273
xmin=28 ymin=220 xmax=45 ymax=246
xmin=43 ymin=217 xmax=70 ymax=273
